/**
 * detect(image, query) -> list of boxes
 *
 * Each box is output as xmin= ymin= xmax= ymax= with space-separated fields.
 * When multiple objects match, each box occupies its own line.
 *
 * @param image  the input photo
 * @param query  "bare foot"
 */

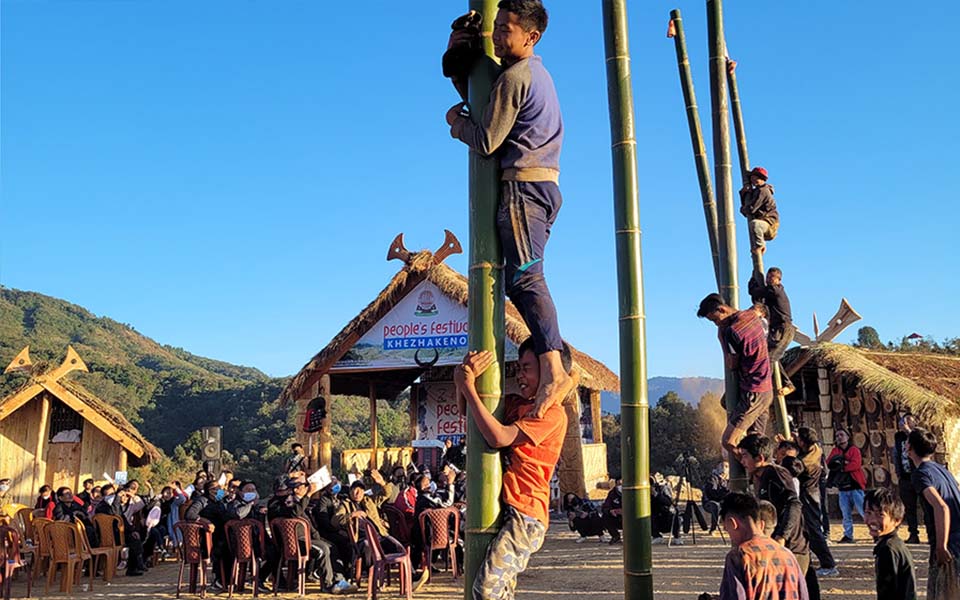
xmin=532 ymin=351 xmax=574 ymax=418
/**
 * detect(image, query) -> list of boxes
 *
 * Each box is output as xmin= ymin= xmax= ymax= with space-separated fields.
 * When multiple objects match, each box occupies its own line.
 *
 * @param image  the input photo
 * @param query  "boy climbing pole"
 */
xmin=444 ymin=0 xmax=572 ymax=417
xmin=739 ymin=166 xmax=779 ymax=256
xmin=748 ymin=266 xmax=796 ymax=396
xmin=454 ymin=339 xmax=575 ymax=600
xmin=697 ymin=293 xmax=773 ymax=458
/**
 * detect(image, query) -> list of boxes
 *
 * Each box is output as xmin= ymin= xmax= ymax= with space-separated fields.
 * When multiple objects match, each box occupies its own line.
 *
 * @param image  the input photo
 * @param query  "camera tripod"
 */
xmin=668 ymin=455 xmax=717 ymax=546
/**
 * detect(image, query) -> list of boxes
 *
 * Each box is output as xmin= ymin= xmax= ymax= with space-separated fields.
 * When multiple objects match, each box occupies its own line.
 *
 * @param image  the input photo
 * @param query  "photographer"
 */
xmin=563 ymin=492 xmax=606 ymax=543
xmin=702 ymin=461 xmax=730 ymax=534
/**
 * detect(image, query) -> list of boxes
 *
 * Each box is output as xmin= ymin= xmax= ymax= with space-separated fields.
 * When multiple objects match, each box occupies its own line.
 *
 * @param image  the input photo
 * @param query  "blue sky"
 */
xmin=2 ymin=1 xmax=957 ymax=380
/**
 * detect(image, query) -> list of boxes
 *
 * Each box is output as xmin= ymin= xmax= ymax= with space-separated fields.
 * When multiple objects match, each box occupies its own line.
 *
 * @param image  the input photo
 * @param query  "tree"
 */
xmin=855 ymin=326 xmax=883 ymax=349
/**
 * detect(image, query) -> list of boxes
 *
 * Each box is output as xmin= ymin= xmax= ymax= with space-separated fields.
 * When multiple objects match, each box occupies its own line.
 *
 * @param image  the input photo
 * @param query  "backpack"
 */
xmin=302 ymin=395 xmax=327 ymax=433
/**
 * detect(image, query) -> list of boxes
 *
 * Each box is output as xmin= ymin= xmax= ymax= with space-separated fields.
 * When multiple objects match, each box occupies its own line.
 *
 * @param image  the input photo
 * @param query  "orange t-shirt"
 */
xmin=501 ymin=396 xmax=567 ymax=525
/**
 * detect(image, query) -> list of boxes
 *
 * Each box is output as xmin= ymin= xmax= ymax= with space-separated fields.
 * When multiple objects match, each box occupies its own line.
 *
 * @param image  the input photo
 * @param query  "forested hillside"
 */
xmin=0 ymin=288 xmax=409 ymax=489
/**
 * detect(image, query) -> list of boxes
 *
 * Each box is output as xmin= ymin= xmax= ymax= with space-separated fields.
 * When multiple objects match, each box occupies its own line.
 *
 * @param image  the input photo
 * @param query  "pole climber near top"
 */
xmin=445 ymin=0 xmax=574 ymax=420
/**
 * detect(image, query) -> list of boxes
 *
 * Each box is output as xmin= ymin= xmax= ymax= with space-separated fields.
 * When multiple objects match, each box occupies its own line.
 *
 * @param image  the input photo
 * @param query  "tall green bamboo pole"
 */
xmin=669 ymin=9 xmax=720 ymax=291
xmin=707 ymin=0 xmax=746 ymax=491
xmin=602 ymin=2 xmax=652 ymax=598
xmin=727 ymin=58 xmax=790 ymax=440
xmin=464 ymin=1 xmax=504 ymax=598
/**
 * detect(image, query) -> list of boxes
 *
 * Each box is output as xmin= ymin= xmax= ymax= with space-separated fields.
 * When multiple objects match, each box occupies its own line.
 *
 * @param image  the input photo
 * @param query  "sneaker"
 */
xmin=575 ymin=536 xmax=588 ymax=544
xmin=671 ymin=537 xmax=684 ymax=546
xmin=906 ymin=535 xmax=921 ymax=544
xmin=837 ymin=536 xmax=855 ymax=544
xmin=331 ymin=579 xmax=357 ymax=595
xmin=816 ymin=567 xmax=839 ymax=577
xmin=598 ymin=534 xmax=609 ymax=543
xmin=651 ymin=537 xmax=666 ymax=545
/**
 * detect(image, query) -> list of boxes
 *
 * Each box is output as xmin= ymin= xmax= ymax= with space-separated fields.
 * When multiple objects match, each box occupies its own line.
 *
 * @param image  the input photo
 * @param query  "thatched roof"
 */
xmin=783 ymin=343 xmax=960 ymax=424
xmin=0 ymin=370 xmax=160 ymax=465
xmin=280 ymin=249 xmax=620 ymax=404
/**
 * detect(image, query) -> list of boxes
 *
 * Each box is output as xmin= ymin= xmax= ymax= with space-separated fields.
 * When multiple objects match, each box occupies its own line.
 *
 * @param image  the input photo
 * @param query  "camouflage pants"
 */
xmin=473 ymin=506 xmax=546 ymax=600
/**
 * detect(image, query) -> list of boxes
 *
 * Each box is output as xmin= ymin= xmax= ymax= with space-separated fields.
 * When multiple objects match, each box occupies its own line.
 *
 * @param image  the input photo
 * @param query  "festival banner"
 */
xmin=331 ymin=280 xmax=517 ymax=371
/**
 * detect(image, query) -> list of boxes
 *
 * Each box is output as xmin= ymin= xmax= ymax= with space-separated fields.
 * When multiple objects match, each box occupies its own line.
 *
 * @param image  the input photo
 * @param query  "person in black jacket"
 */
xmin=739 ymin=166 xmax=779 ymax=255
xmin=738 ymin=434 xmax=810 ymax=574
xmin=76 ymin=478 xmax=95 ymax=506
xmin=893 ymin=413 xmax=922 ymax=544
xmin=702 ymin=462 xmax=730 ymax=534
xmin=185 ymin=480 xmax=240 ymax=591
xmin=864 ymin=488 xmax=917 ymax=600
xmin=792 ymin=429 xmax=838 ymax=576
xmin=52 ymin=486 xmax=99 ymax=546
xmin=96 ymin=483 xmax=147 ymax=576
xmin=602 ymin=480 xmax=624 ymax=544
xmin=748 ymin=267 xmax=795 ymax=396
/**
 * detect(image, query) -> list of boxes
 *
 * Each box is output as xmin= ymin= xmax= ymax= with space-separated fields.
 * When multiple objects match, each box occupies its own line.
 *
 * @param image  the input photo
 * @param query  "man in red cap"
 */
xmin=739 ymin=166 xmax=779 ymax=255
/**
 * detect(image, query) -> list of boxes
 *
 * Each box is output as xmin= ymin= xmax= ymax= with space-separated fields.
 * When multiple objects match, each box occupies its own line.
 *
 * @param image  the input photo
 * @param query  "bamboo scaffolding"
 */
xmin=727 ymin=58 xmax=790 ymax=439
xmin=669 ymin=9 xmax=720 ymax=291
xmin=602 ymin=1 xmax=653 ymax=598
xmin=706 ymin=0 xmax=747 ymax=491
xmin=464 ymin=1 xmax=505 ymax=597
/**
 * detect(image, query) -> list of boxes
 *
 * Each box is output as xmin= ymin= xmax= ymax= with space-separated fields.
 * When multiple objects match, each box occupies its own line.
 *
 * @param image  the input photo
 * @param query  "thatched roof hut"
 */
xmin=0 ymin=346 xmax=159 ymax=506
xmin=280 ymin=249 xmax=619 ymax=404
xmin=783 ymin=343 xmax=960 ymax=483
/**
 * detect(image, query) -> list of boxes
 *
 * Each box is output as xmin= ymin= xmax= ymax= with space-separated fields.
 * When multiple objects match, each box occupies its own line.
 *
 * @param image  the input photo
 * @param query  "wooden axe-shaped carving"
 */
xmin=433 ymin=229 xmax=463 ymax=265
xmin=387 ymin=233 xmax=411 ymax=264
xmin=4 ymin=346 xmax=33 ymax=374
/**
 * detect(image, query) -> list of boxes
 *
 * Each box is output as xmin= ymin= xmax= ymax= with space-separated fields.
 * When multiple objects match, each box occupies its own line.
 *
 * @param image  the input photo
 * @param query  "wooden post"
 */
xmin=589 ymin=389 xmax=603 ymax=444
xmin=318 ymin=375 xmax=332 ymax=469
xmin=369 ymin=381 xmax=379 ymax=470
xmin=34 ymin=393 xmax=51 ymax=496
xmin=117 ymin=448 xmax=128 ymax=474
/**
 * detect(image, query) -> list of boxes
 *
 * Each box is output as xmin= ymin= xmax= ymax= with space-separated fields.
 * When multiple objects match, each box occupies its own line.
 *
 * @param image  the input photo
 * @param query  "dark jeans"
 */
xmin=602 ymin=513 xmax=622 ymax=539
xmin=497 ymin=180 xmax=563 ymax=355
xmin=769 ymin=324 xmax=795 ymax=381
xmin=819 ymin=479 xmax=830 ymax=536
xmin=802 ymin=497 xmax=836 ymax=569
xmin=898 ymin=477 xmax=921 ymax=538
xmin=703 ymin=500 xmax=721 ymax=531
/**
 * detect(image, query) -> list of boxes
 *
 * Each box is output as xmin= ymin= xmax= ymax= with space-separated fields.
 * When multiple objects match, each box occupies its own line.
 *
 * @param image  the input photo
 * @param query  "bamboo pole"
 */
xmin=707 ymin=0 xmax=747 ymax=492
xmin=727 ymin=56 xmax=790 ymax=440
xmin=464 ymin=1 xmax=505 ymax=597
xmin=602 ymin=2 xmax=653 ymax=598
xmin=669 ymin=9 xmax=720 ymax=291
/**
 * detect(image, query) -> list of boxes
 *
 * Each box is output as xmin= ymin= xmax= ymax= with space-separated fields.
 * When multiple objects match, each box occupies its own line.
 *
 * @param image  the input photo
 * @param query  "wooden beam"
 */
xmin=0 ymin=383 xmax=45 ymax=422
xmin=369 ymin=381 xmax=379 ymax=470
xmin=47 ymin=345 xmax=89 ymax=382
xmin=33 ymin=393 xmax=51 ymax=498
xmin=319 ymin=375 xmax=332 ymax=469
xmin=118 ymin=449 xmax=128 ymax=474
xmin=41 ymin=380 xmax=145 ymax=458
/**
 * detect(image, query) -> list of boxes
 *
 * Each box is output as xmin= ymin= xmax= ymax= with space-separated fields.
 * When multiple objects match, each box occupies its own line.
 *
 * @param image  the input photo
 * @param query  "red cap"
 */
xmin=751 ymin=166 xmax=768 ymax=180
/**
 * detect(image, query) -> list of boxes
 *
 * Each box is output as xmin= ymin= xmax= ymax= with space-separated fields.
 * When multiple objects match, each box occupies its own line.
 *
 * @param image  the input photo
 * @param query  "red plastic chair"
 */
xmin=359 ymin=518 xmax=411 ymax=600
xmin=224 ymin=519 xmax=266 ymax=598
xmin=0 ymin=525 xmax=31 ymax=600
xmin=380 ymin=504 xmax=410 ymax=545
xmin=269 ymin=517 xmax=310 ymax=597
xmin=174 ymin=521 xmax=214 ymax=598
xmin=418 ymin=507 xmax=460 ymax=578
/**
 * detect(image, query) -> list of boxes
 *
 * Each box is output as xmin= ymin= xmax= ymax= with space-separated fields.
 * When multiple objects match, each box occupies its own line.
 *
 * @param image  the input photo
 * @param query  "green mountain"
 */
xmin=0 ymin=287 xmax=410 ymax=489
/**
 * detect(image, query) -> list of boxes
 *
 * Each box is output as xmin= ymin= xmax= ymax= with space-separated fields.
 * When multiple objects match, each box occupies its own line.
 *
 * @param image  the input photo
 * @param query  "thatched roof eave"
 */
xmin=279 ymin=250 xmax=620 ymax=404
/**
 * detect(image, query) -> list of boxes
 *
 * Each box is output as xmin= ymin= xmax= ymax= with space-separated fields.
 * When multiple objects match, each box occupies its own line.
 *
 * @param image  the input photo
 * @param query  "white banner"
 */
xmin=332 ymin=280 xmax=517 ymax=371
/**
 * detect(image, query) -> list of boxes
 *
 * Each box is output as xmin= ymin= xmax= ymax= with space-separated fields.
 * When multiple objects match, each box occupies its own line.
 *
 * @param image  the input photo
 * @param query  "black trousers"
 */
xmin=602 ymin=513 xmax=622 ymax=538
xmin=898 ymin=477 xmax=921 ymax=538
xmin=802 ymin=498 xmax=836 ymax=569
xmin=703 ymin=500 xmax=721 ymax=531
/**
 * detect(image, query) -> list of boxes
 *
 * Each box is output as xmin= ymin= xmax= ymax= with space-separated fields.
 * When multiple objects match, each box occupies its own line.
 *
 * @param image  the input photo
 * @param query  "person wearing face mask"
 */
xmin=310 ymin=478 xmax=359 ymax=591
xmin=37 ymin=485 xmax=56 ymax=519
xmin=53 ymin=486 xmax=100 ymax=546
xmin=275 ymin=475 xmax=354 ymax=594
xmin=96 ymin=483 xmax=147 ymax=575
xmin=602 ymin=479 xmax=624 ymax=544
xmin=185 ymin=480 xmax=244 ymax=592
xmin=158 ymin=484 xmax=188 ymax=552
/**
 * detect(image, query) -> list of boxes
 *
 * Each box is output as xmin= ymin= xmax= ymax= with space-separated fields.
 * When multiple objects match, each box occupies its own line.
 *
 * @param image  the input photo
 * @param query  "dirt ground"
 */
xmin=5 ymin=523 xmax=928 ymax=599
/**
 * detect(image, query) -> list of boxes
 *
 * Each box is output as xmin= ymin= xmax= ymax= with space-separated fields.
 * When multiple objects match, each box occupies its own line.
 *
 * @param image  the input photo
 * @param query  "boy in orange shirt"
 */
xmin=454 ymin=338 xmax=573 ymax=600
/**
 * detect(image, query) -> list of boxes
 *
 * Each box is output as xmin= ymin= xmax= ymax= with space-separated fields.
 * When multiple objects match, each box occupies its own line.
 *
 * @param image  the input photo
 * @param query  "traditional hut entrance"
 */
xmin=280 ymin=232 xmax=619 ymax=498
xmin=0 ymin=346 xmax=158 ymax=506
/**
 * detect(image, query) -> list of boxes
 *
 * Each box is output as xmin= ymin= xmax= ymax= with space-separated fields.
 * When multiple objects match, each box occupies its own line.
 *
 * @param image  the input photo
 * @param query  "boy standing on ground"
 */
xmin=717 ymin=492 xmax=808 ymax=600
xmin=737 ymin=434 xmax=811 ymax=576
xmin=864 ymin=488 xmax=917 ymax=600
xmin=446 ymin=0 xmax=572 ymax=416
xmin=739 ymin=166 xmax=779 ymax=255
xmin=908 ymin=428 xmax=960 ymax=599
xmin=454 ymin=339 xmax=573 ymax=600
xmin=697 ymin=293 xmax=773 ymax=457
